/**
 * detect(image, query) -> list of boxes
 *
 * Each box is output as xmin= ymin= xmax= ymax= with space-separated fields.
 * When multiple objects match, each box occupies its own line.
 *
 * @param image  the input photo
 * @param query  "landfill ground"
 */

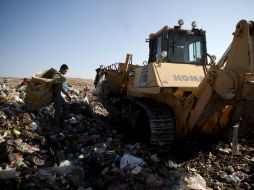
xmin=0 ymin=77 xmax=253 ymax=190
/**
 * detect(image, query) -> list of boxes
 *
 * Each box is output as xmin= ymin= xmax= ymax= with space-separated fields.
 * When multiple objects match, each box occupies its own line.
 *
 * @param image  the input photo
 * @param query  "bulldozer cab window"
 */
xmin=156 ymin=35 xmax=163 ymax=61
xmin=189 ymin=41 xmax=201 ymax=62
xmin=168 ymin=32 xmax=204 ymax=64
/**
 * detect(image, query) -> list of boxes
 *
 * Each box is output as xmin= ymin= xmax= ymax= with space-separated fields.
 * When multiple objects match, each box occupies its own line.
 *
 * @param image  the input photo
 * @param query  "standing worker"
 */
xmin=52 ymin=64 xmax=71 ymax=128
xmin=83 ymin=85 xmax=90 ymax=105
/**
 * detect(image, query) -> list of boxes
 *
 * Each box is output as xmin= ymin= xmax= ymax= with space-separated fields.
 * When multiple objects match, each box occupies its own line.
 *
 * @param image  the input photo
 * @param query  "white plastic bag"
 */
xmin=120 ymin=154 xmax=145 ymax=169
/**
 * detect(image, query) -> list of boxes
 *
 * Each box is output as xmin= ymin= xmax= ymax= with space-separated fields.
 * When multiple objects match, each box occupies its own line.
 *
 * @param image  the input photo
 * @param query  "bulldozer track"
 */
xmin=113 ymin=98 xmax=175 ymax=151
xmin=136 ymin=99 xmax=175 ymax=147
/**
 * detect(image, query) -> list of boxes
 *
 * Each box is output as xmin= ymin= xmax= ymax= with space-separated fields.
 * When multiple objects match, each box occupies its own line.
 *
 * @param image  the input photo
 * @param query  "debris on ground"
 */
xmin=0 ymin=77 xmax=253 ymax=189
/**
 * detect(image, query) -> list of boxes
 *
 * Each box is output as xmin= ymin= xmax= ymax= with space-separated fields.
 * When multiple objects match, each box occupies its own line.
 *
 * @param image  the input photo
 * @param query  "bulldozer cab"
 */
xmin=148 ymin=25 xmax=207 ymax=65
xmin=94 ymin=21 xmax=210 ymax=99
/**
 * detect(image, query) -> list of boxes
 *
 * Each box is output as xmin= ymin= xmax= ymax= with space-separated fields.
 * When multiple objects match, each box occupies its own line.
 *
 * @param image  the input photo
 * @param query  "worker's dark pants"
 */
xmin=53 ymin=96 xmax=69 ymax=127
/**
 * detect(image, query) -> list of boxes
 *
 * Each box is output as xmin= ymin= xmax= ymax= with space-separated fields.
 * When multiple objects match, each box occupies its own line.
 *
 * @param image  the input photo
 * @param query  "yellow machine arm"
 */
xmin=187 ymin=20 xmax=254 ymax=133
xmin=120 ymin=54 xmax=132 ymax=94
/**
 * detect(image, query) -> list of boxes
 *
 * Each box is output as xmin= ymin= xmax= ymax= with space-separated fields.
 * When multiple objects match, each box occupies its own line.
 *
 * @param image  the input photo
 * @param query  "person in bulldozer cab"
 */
xmin=52 ymin=64 xmax=71 ymax=128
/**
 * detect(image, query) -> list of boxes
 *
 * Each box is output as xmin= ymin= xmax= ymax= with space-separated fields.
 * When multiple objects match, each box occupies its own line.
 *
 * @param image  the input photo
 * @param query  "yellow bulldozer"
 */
xmin=94 ymin=19 xmax=254 ymax=148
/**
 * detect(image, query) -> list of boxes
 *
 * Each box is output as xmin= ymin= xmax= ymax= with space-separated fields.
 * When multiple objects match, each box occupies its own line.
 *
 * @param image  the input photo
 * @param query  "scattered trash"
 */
xmin=0 ymin=168 xmax=21 ymax=179
xmin=53 ymin=160 xmax=85 ymax=185
xmin=166 ymin=160 xmax=178 ymax=169
xmin=69 ymin=116 xmax=79 ymax=124
xmin=218 ymin=147 xmax=231 ymax=154
xmin=150 ymin=154 xmax=160 ymax=163
xmin=94 ymin=143 xmax=107 ymax=155
xmin=7 ymin=139 xmax=40 ymax=154
xmin=11 ymin=128 xmax=21 ymax=137
xmin=23 ymin=131 xmax=45 ymax=144
xmin=185 ymin=172 xmax=208 ymax=190
xmin=120 ymin=154 xmax=145 ymax=169
xmin=131 ymin=165 xmax=142 ymax=175
xmin=37 ymin=168 xmax=56 ymax=182
xmin=226 ymin=171 xmax=249 ymax=183
xmin=165 ymin=170 xmax=210 ymax=190
xmin=29 ymin=122 xmax=38 ymax=131
xmin=0 ymin=77 xmax=253 ymax=189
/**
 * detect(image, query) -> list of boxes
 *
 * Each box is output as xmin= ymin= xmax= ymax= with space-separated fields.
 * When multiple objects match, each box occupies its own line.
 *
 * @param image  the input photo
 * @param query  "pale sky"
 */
xmin=0 ymin=0 xmax=253 ymax=79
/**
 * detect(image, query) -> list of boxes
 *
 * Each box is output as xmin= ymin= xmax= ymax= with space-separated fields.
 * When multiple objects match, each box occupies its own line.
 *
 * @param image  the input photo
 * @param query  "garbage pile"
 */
xmin=0 ymin=77 xmax=253 ymax=190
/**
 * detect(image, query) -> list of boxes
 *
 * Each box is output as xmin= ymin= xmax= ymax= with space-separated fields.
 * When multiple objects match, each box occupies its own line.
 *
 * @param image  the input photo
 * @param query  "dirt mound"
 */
xmin=67 ymin=78 xmax=94 ymax=90
xmin=0 ymin=77 xmax=94 ymax=90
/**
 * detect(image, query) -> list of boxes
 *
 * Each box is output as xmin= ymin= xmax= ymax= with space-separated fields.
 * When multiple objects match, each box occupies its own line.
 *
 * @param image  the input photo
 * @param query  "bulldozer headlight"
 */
xmin=161 ymin=51 xmax=167 ymax=59
xmin=178 ymin=19 xmax=184 ymax=27
xmin=192 ymin=21 xmax=197 ymax=28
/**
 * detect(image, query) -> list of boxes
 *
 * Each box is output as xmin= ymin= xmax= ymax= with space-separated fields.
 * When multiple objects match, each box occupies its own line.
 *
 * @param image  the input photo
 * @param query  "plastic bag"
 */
xmin=120 ymin=154 xmax=145 ymax=169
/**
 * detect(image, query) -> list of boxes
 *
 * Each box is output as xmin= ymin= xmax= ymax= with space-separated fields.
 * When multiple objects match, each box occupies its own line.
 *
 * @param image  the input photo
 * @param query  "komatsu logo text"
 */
xmin=173 ymin=75 xmax=204 ymax=81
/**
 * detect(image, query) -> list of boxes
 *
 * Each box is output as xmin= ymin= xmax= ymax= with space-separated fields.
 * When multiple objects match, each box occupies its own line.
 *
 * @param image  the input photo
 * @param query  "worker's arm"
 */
xmin=61 ymin=86 xmax=71 ymax=101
